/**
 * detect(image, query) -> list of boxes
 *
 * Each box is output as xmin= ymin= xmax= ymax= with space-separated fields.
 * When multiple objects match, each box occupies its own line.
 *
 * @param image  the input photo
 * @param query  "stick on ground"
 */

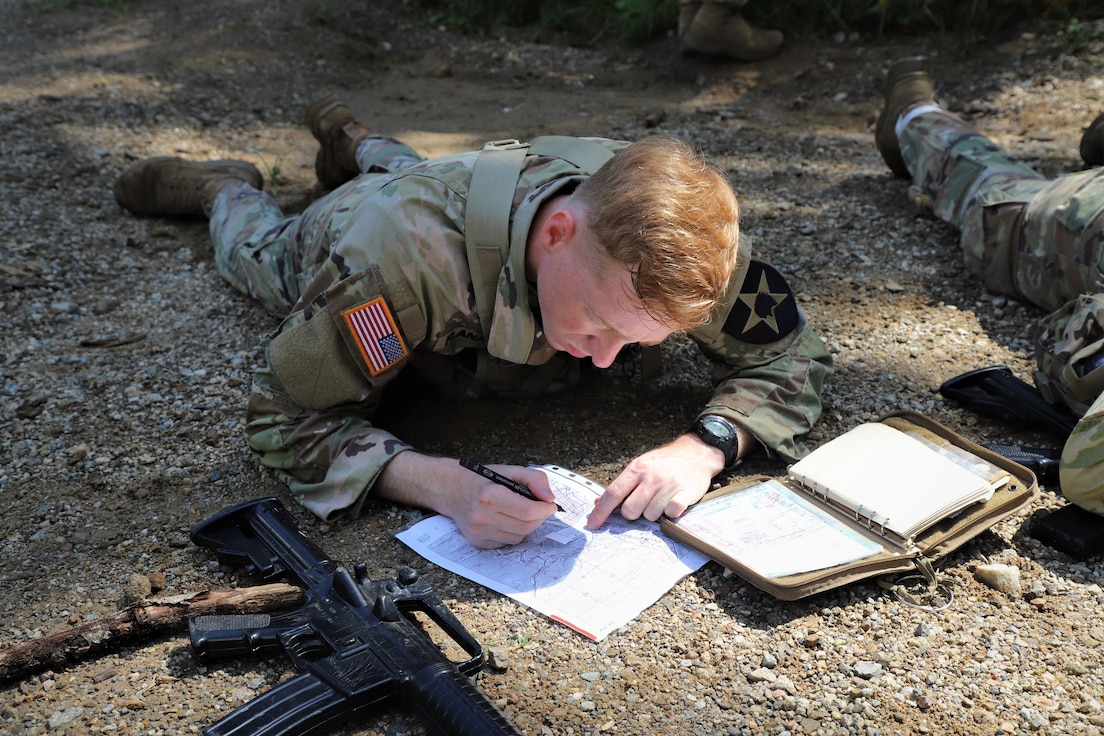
xmin=0 ymin=583 xmax=303 ymax=685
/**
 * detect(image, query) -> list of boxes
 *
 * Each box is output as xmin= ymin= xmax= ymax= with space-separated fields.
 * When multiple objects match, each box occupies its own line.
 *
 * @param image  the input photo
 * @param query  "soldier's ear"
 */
xmin=541 ymin=208 xmax=575 ymax=252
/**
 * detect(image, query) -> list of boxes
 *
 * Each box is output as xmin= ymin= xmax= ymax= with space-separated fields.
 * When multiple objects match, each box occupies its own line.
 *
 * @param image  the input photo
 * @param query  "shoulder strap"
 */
xmin=529 ymin=135 xmax=615 ymax=174
xmin=465 ymin=139 xmax=530 ymax=338
xmin=465 ymin=137 xmax=615 ymax=338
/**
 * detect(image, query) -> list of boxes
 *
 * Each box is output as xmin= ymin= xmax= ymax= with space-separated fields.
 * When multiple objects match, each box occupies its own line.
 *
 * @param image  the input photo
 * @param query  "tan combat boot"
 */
xmin=114 ymin=157 xmax=263 ymax=217
xmin=678 ymin=1 xmax=702 ymax=39
xmin=306 ymin=94 xmax=373 ymax=189
xmin=1080 ymin=112 xmax=1104 ymax=168
xmin=874 ymin=57 xmax=936 ymax=179
xmin=681 ymin=4 xmax=783 ymax=62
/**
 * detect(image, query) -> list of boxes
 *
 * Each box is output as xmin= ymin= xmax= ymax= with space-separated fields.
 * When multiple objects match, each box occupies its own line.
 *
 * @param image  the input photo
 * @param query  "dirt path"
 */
xmin=2 ymin=2 xmax=1103 ymax=734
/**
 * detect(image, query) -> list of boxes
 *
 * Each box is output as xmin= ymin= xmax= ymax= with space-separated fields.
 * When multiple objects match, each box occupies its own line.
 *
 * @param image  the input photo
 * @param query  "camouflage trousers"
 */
xmin=208 ymin=135 xmax=426 ymax=317
xmin=901 ymin=108 xmax=1104 ymax=514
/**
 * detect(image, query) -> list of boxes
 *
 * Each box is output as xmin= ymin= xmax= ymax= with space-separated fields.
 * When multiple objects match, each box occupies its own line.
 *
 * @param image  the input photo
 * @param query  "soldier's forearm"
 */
xmin=375 ymin=450 xmax=466 ymax=516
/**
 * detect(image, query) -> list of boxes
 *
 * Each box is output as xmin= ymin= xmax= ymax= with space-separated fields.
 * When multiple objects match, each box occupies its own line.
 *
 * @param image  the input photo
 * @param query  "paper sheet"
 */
xmin=395 ymin=464 xmax=709 ymax=641
xmin=668 ymin=478 xmax=885 ymax=578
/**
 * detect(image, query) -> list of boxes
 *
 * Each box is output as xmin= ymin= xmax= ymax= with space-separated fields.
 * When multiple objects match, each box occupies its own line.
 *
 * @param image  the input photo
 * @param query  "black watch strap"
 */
xmin=693 ymin=414 xmax=741 ymax=471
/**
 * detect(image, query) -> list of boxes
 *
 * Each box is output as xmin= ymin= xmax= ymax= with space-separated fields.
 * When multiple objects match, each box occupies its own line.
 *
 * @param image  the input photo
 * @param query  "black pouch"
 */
xmin=1029 ymin=505 xmax=1104 ymax=560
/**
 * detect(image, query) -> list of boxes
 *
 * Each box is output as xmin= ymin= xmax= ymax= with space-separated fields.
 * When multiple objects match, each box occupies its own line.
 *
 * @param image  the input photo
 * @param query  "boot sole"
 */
xmin=306 ymin=94 xmax=351 ymax=141
xmin=114 ymin=157 xmax=262 ymax=217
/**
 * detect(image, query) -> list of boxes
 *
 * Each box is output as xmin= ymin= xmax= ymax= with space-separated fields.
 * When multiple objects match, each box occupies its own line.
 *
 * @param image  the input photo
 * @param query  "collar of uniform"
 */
xmin=484 ymin=175 xmax=585 ymax=365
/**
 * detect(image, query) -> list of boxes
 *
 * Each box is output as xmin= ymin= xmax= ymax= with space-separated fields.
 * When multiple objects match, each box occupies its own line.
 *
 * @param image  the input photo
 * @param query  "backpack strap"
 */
xmin=465 ymin=139 xmax=530 ymax=338
xmin=464 ymin=136 xmax=615 ymax=339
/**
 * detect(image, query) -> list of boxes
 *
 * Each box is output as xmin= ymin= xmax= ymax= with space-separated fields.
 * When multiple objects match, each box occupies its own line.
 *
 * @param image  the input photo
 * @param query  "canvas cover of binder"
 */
xmin=660 ymin=411 xmax=1039 ymax=600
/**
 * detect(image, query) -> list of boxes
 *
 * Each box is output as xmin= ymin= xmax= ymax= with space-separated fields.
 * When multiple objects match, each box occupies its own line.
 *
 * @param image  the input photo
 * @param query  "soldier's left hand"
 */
xmin=586 ymin=434 xmax=726 ymax=529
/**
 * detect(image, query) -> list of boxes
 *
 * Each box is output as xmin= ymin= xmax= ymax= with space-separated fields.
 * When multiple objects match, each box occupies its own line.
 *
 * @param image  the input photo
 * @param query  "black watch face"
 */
xmin=701 ymin=415 xmax=736 ymax=440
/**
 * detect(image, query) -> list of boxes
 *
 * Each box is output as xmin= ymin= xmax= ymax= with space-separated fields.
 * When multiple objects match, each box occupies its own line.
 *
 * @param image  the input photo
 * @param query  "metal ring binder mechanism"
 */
xmin=852 ymin=504 xmax=891 ymax=536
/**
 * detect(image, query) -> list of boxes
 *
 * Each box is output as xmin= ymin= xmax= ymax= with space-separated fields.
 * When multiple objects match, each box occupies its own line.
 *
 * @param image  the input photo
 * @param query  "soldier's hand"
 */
xmin=586 ymin=434 xmax=725 ymax=529
xmin=449 ymin=464 xmax=558 ymax=549
xmin=376 ymin=453 xmax=556 ymax=549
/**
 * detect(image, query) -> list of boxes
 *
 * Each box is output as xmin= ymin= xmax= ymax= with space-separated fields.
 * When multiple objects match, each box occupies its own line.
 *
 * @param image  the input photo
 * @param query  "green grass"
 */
xmin=1063 ymin=15 xmax=1103 ymax=51
xmin=255 ymin=151 xmax=295 ymax=197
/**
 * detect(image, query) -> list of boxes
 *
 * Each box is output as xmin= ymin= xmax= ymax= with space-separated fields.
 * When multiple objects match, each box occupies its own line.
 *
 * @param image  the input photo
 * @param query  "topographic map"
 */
xmin=396 ymin=465 xmax=709 ymax=640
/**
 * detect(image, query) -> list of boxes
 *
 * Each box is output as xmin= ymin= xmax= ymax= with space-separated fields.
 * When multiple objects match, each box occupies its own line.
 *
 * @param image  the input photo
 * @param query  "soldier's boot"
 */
xmin=114 ymin=157 xmax=263 ymax=218
xmin=875 ymin=57 xmax=935 ymax=179
xmin=1080 ymin=112 xmax=1104 ymax=168
xmin=306 ymin=94 xmax=373 ymax=189
xmin=678 ymin=1 xmax=702 ymax=39
xmin=681 ymin=4 xmax=783 ymax=62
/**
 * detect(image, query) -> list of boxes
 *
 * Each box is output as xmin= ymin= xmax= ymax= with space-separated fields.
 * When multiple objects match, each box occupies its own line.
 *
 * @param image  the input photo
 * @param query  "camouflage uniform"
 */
xmin=207 ymin=134 xmax=833 ymax=521
xmin=900 ymin=108 xmax=1104 ymax=515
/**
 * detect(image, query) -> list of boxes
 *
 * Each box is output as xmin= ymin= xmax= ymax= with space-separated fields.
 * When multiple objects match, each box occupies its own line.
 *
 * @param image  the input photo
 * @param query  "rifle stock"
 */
xmin=188 ymin=498 xmax=523 ymax=736
xmin=939 ymin=365 xmax=1078 ymax=437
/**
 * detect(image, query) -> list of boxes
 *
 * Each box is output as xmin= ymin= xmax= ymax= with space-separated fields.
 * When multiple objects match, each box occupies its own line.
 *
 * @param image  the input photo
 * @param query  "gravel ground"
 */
xmin=2 ymin=2 xmax=1103 ymax=735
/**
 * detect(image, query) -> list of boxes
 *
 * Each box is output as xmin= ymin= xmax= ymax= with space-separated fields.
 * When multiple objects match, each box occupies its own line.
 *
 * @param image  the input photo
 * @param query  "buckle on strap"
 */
xmin=878 ymin=555 xmax=953 ymax=611
xmin=481 ymin=139 xmax=527 ymax=151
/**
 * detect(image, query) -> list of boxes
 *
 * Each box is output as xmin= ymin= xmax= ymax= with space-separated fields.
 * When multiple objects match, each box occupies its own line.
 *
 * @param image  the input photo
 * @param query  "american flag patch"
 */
xmin=342 ymin=297 xmax=409 ymax=376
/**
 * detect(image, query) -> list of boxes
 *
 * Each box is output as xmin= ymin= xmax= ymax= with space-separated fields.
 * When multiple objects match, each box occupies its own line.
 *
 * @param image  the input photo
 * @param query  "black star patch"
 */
xmin=721 ymin=260 xmax=799 ymax=344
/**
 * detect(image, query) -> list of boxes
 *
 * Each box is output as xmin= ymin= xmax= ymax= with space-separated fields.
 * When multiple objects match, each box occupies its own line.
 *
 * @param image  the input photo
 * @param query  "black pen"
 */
xmin=459 ymin=457 xmax=565 ymax=512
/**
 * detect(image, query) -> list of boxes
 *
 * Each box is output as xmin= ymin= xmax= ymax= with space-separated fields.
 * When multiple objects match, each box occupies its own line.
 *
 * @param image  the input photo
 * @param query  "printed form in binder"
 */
xmin=669 ymin=478 xmax=886 ymax=578
xmin=661 ymin=415 xmax=1029 ymax=598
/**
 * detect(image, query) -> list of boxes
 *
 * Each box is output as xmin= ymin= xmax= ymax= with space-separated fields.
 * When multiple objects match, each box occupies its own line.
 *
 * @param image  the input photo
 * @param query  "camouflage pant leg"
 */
xmin=899 ymin=110 xmax=1049 ymax=303
xmin=1019 ymin=168 xmax=1104 ymax=311
xmin=901 ymin=109 xmax=1104 ymax=314
xmin=209 ymin=136 xmax=427 ymax=316
xmin=209 ymin=182 xmax=302 ymax=316
xmin=1059 ymin=388 xmax=1104 ymax=515
xmin=354 ymin=135 xmax=425 ymax=175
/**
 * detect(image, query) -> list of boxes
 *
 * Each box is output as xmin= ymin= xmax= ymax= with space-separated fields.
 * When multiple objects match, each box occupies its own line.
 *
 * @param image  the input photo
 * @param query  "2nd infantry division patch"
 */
xmin=722 ymin=260 xmax=799 ymax=344
xmin=343 ymin=297 xmax=409 ymax=375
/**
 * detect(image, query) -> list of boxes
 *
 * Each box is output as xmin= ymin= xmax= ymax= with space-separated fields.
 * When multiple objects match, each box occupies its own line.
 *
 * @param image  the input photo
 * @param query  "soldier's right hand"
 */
xmin=449 ymin=464 xmax=558 ymax=548
xmin=375 ymin=453 xmax=556 ymax=549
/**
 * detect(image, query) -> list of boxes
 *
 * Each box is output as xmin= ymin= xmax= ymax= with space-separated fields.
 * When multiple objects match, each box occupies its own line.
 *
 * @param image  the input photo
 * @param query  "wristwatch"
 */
xmin=693 ymin=414 xmax=741 ymax=471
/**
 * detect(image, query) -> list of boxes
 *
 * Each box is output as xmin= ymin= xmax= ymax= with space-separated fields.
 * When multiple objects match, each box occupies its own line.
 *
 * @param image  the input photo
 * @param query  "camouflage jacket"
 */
xmin=244 ymin=140 xmax=834 ymax=519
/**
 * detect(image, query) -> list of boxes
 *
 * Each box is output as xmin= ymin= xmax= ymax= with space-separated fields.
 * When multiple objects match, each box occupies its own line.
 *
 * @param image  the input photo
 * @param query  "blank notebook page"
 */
xmin=787 ymin=423 xmax=995 ymax=540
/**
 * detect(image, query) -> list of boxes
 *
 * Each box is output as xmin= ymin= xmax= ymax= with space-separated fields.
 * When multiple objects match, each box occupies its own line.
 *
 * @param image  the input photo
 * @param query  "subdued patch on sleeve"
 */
xmin=720 ymin=260 xmax=800 ymax=344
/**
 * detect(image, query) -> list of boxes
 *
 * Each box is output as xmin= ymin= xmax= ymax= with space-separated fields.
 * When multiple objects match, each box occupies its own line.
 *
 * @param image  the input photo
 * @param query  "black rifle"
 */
xmin=188 ymin=497 xmax=523 ymax=736
xmin=983 ymin=443 xmax=1062 ymax=482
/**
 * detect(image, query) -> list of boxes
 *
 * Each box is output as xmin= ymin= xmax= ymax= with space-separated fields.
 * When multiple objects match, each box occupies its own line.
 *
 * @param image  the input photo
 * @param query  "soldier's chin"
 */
xmin=545 ymin=333 xmax=565 ymax=353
